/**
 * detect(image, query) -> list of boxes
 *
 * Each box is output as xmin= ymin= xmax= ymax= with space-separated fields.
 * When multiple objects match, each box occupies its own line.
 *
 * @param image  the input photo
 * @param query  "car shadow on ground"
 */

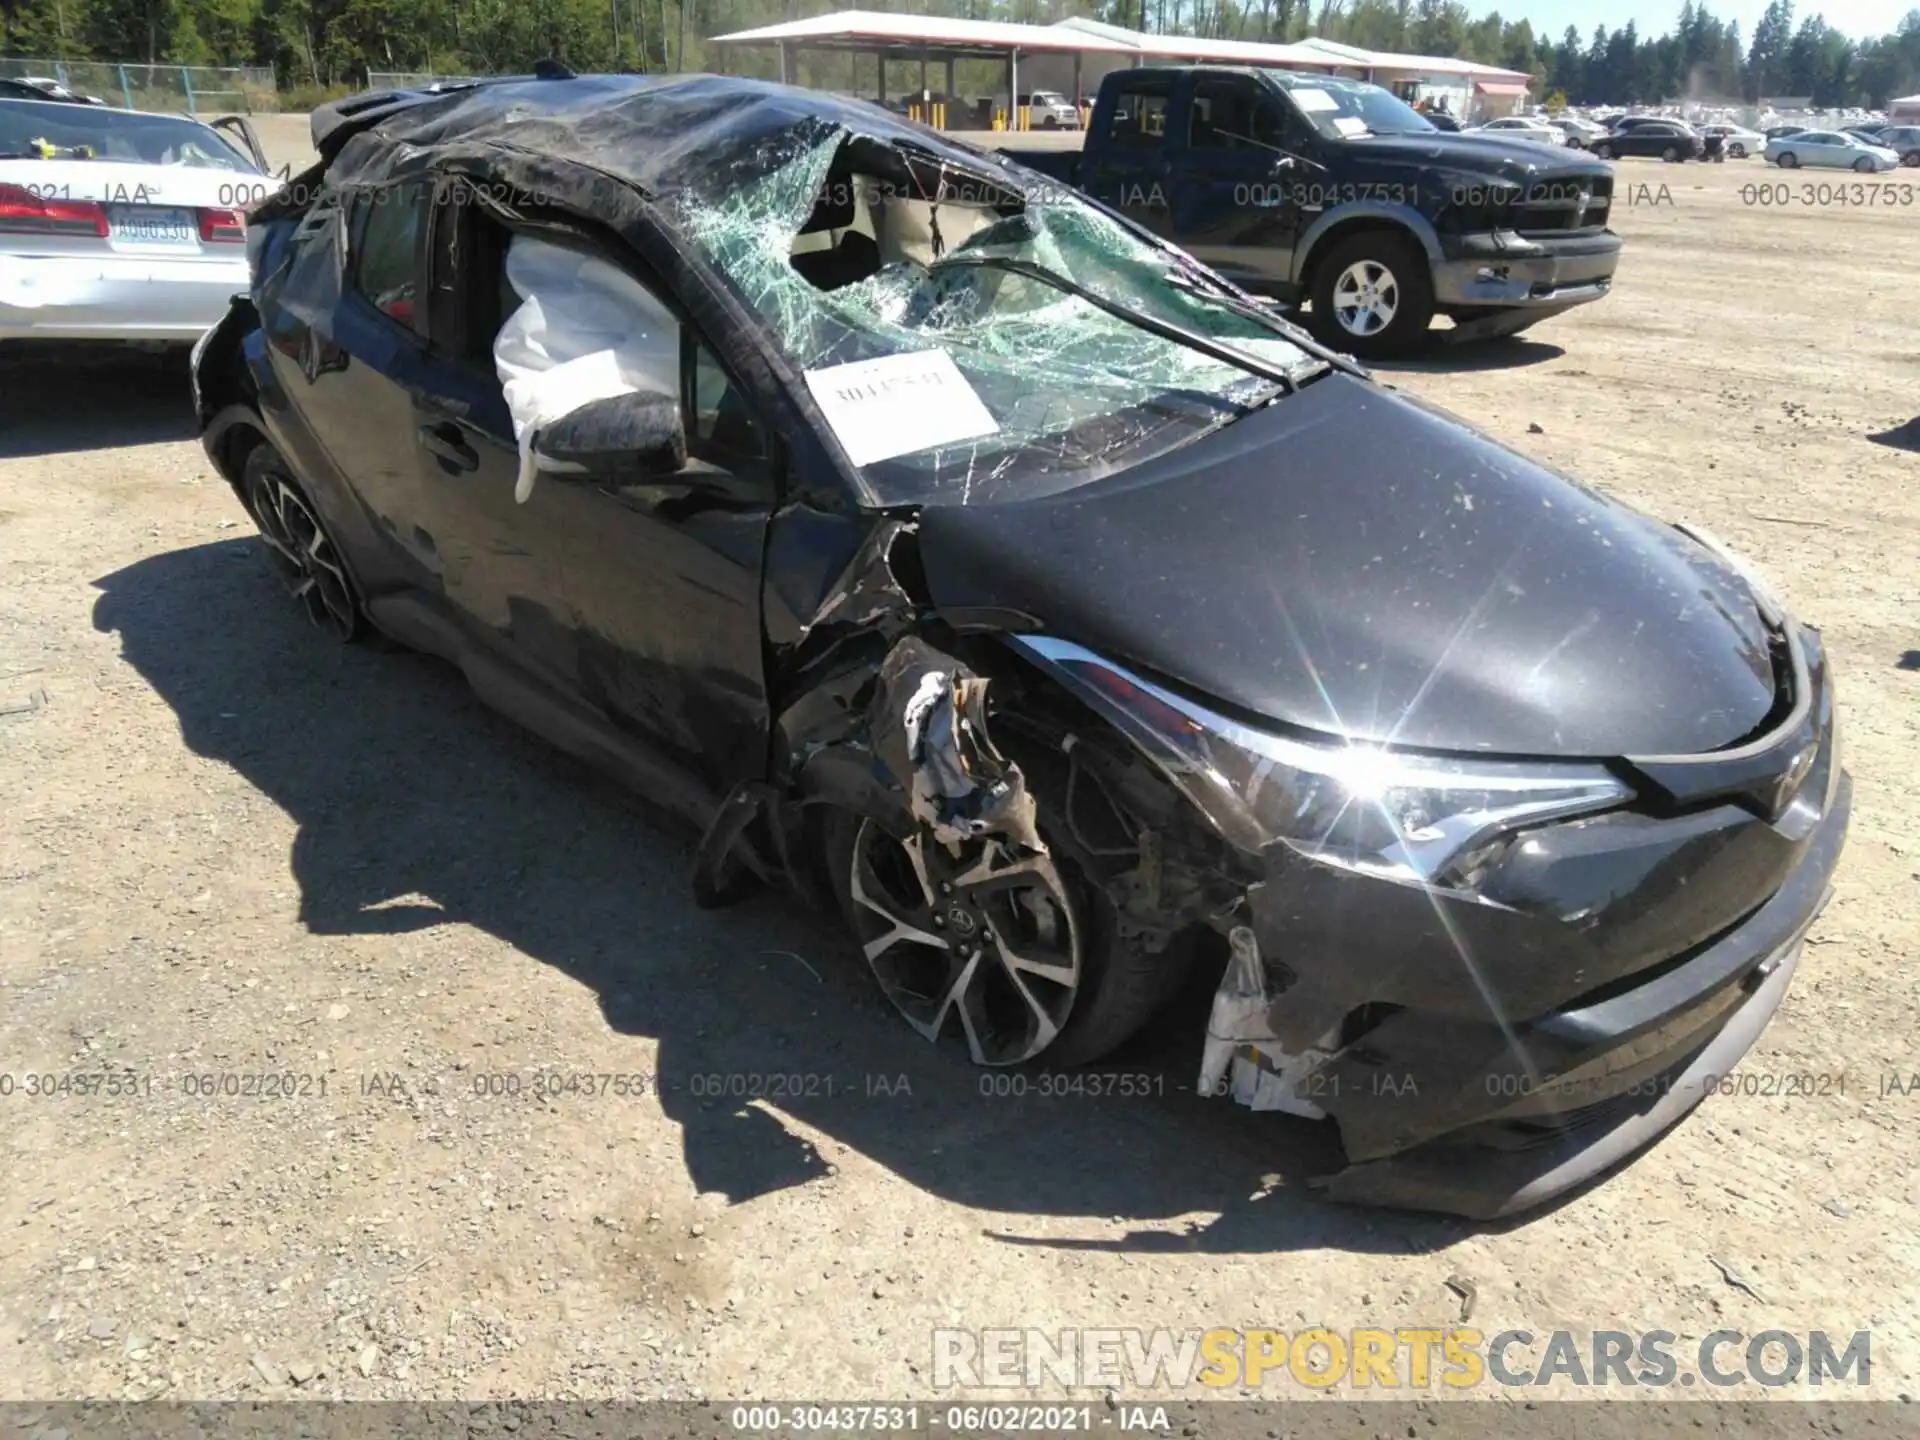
xmin=91 ymin=538 xmax=1483 ymax=1258
xmin=0 ymin=343 xmax=198 ymax=457
xmin=1867 ymin=417 xmax=1920 ymax=453
xmin=1370 ymin=337 xmax=1567 ymax=375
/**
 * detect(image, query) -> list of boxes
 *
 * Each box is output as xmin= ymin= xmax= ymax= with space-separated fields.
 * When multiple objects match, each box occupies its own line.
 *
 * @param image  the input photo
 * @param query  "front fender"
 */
xmin=1292 ymin=202 xmax=1443 ymax=287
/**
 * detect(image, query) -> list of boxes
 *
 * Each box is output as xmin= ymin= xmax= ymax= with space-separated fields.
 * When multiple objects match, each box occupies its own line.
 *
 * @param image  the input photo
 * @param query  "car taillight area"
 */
xmin=0 ymin=182 xmax=108 ymax=237
xmin=197 ymin=206 xmax=247 ymax=244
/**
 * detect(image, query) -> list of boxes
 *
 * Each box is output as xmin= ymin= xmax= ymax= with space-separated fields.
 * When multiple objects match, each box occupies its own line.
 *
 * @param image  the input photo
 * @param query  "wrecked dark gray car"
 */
xmin=191 ymin=73 xmax=1849 ymax=1219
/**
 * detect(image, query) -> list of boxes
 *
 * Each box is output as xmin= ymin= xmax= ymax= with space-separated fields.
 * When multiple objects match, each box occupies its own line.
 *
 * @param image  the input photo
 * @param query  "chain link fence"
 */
xmin=0 ymin=59 xmax=278 ymax=114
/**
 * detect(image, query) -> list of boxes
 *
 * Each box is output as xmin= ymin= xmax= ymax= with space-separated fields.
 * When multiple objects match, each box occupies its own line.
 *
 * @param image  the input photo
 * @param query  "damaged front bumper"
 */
xmin=1226 ymin=771 xmax=1846 ymax=1218
xmin=1011 ymin=625 xmax=1848 ymax=1220
xmin=1431 ymin=229 xmax=1621 ymax=328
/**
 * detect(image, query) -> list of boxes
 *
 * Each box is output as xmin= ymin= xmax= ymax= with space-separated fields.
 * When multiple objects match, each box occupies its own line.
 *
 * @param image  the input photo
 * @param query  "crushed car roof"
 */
xmin=308 ymin=72 xmax=1013 ymax=199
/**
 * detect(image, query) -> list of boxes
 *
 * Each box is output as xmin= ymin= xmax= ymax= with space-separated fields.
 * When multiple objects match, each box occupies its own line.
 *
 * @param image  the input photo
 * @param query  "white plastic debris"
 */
xmin=494 ymin=234 xmax=679 ymax=502
xmin=1197 ymin=925 xmax=1329 ymax=1119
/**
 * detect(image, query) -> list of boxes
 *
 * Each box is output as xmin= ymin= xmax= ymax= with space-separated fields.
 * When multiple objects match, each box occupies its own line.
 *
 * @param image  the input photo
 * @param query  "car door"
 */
xmin=259 ymin=180 xmax=444 ymax=600
xmin=1166 ymin=72 xmax=1301 ymax=288
xmin=1796 ymin=132 xmax=1843 ymax=166
xmin=1081 ymin=72 xmax=1175 ymax=237
xmin=403 ymin=184 xmax=582 ymax=697
xmin=409 ymin=192 xmax=774 ymax=790
xmin=547 ymin=295 xmax=779 ymax=791
xmin=1639 ymin=124 xmax=1678 ymax=157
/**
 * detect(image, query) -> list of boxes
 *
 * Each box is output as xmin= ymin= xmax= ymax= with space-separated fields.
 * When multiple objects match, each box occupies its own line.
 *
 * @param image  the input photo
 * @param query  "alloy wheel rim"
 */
xmin=1332 ymin=259 xmax=1399 ymax=337
xmin=849 ymin=820 xmax=1081 ymax=1067
xmin=251 ymin=471 xmax=356 ymax=640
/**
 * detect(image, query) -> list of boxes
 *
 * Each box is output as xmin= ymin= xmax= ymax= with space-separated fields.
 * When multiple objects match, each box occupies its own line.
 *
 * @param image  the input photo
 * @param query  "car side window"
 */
xmin=348 ymin=184 xmax=426 ymax=330
xmin=1106 ymin=80 xmax=1170 ymax=148
xmin=441 ymin=213 xmax=776 ymax=492
xmin=690 ymin=337 xmax=769 ymax=464
xmin=1187 ymin=78 xmax=1283 ymax=151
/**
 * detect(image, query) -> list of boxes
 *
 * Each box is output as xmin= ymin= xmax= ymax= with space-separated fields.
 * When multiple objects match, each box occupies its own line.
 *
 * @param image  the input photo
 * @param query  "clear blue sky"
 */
xmin=1509 ymin=0 xmax=1914 ymax=44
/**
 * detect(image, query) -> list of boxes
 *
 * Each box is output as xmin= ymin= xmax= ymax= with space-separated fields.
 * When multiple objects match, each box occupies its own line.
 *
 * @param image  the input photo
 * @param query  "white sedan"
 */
xmin=1 ymin=97 xmax=275 ymax=344
xmin=1764 ymin=129 xmax=1901 ymax=171
xmin=1699 ymin=123 xmax=1767 ymax=159
xmin=1467 ymin=116 xmax=1568 ymax=145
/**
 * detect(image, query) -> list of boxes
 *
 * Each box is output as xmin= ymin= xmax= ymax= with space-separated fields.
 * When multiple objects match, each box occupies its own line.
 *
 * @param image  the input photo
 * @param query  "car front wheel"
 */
xmin=1853 ymin=156 xmax=1875 ymax=172
xmin=242 ymin=441 xmax=362 ymax=642
xmin=1308 ymin=232 xmax=1435 ymax=359
xmin=1661 ymin=144 xmax=1680 ymax=161
xmin=829 ymin=794 xmax=1186 ymax=1070
xmin=1777 ymin=151 xmax=1799 ymax=168
xmin=1903 ymin=150 xmax=1920 ymax=167
xmin=1592 ymin=141 xmax=1612 ymax=159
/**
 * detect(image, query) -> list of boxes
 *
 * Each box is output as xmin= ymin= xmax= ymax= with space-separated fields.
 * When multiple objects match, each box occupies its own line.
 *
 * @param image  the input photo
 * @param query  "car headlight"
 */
xmin=1012 ymin=636 xmax=1632 ymax=888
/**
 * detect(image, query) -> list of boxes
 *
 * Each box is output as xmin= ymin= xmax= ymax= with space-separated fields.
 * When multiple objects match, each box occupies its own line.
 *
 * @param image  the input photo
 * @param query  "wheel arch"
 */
xmin=1293 ymin=205 xmax=1443 ymax=294
xmin=202 ymin=404 xmax=271 ymax=496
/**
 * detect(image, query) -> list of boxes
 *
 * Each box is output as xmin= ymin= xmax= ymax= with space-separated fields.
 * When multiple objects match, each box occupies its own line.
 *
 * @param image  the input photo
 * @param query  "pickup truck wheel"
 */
xmin=1309 ymin=233 xmax=1434 ymax=359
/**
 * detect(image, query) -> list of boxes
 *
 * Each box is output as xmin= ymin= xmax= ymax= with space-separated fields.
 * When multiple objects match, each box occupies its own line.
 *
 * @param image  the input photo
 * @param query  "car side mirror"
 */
xmin=532 ymin=391 xmax=686 ymax=484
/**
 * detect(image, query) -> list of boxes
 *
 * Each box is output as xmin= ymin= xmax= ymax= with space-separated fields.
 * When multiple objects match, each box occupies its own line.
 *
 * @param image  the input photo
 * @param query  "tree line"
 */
xmin=1 ymin=0 xmax=1916 ymax=108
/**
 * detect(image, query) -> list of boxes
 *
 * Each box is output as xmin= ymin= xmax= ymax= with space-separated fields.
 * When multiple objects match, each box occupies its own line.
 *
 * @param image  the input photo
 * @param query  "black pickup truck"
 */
xmin=1002 ymin=67 xmax=1623 ymax=357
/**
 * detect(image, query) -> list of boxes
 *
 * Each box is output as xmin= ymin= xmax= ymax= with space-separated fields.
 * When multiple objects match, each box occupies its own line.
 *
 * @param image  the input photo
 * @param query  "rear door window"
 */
xmin=348 ymin=184 xmax=427 ymax=331
xmin=1187 ymin=77 xmax=1286 ymax=152
xmin=1106 ymin=79 xmax=1171 ymax=149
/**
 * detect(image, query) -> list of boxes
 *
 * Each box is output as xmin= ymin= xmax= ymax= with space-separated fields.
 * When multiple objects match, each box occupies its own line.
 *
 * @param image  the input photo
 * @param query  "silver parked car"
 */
xmin=0 ymin=98 xmax=273 ymax=344
xmin=1468 ymin=116 xmax=1567 ymax=145
xmin=1764 ymin=129 xmax=1901 ymax=171
xmin=1549 ymin=116 xmax=1608 ymax=148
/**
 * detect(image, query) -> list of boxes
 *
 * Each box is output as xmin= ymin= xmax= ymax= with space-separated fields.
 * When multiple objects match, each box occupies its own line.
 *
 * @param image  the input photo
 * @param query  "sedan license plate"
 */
xmin=108 ymin=206 xmax=197 ymax=249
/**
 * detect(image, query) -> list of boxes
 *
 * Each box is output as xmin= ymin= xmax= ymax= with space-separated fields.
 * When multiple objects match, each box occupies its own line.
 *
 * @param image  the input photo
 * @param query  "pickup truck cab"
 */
xmin=1003 ymin=66 xmax=1623 ymax=357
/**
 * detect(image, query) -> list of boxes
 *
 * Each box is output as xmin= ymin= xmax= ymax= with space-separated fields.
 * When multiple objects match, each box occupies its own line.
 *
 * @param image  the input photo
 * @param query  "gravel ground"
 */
xmin=1 ymin=135 xmax=1917 ymax=1412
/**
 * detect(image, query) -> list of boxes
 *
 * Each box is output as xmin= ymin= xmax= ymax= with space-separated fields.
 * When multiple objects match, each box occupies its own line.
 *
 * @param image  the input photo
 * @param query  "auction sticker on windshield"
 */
xmin=107 ymin=206 xmax=198 ymax=250
xmin=804 ymin=350 xmax=999 ymax=466
xmin=1290 ymin=88 xmax=1339 ymax=113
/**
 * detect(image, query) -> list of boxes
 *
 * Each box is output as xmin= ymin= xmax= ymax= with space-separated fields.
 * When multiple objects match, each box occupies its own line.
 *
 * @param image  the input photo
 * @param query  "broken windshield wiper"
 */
xmin=930 ymin=253 xmax=1302 ymax=393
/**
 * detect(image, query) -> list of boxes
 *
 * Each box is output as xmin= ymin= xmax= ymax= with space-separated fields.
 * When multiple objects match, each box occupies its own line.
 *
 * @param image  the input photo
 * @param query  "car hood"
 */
xmin=916 ymin=374 xmax=1779 ymax=759
xmin=1333 ymin=132 xmax=1609 ymax=181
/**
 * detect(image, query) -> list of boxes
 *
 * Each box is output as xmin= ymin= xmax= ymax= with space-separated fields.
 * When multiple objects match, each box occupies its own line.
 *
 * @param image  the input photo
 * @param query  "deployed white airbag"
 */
xmin=494 ymin=234 xmax=680 ymax=502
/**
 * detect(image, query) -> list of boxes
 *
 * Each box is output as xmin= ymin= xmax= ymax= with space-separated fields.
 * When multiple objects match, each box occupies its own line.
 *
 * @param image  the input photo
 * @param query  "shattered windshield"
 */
xmin=674 ymin=122 xmax=1323 ymax=504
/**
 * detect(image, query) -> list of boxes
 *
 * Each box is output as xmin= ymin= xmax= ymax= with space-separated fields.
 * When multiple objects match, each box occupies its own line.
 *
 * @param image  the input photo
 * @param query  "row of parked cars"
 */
xmin=1759 ymin=122 xmax=1917 ymax=171
xmin=1470 ymin=111 xmax=1918 ymax=170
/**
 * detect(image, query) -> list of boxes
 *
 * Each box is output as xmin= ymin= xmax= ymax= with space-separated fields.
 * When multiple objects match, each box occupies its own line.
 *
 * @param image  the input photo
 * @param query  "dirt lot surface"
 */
xmin=3 ymin=132 xmax=1918 ymax=1414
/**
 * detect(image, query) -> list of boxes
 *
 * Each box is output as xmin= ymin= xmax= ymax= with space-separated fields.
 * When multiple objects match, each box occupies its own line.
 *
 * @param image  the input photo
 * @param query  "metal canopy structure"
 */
xmin=708 ymin=10 xmax=1534 ymax=125
xmin=710 ymin=10 xmax=1349 ymax=128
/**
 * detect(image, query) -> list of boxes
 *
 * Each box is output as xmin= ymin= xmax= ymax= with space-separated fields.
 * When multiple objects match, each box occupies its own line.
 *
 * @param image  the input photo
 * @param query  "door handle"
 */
xmin=418 ymin=422 xmax=479 ymax=473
